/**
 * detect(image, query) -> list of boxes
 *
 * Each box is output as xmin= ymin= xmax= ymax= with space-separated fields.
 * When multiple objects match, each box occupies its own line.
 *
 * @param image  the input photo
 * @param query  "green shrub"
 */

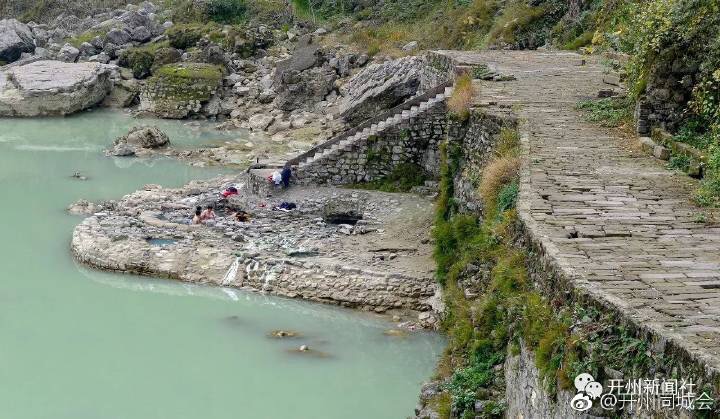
xmin=119 ymin=48 xmax=155 ymax=79
xmin=562 ymin=30 xmax=593 ymax=50
xmin=576 ymin=97 xmax=633 ymax=127
xmin=667 ymin=154 xmax=691 ymax=172
xmin=207 ymin=0 xmax=247 ymax=23
xmin=166 ymin=24 xmax=205 ymax=49
xmin=496 ymin=181 xmax=518 ymax=214
xmin=66 ymin=30 xmax=103 ymax=48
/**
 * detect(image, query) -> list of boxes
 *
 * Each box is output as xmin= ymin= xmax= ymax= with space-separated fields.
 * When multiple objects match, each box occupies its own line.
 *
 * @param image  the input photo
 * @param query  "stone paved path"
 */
xmin=439 ymin=50 xmax=720 ymax=373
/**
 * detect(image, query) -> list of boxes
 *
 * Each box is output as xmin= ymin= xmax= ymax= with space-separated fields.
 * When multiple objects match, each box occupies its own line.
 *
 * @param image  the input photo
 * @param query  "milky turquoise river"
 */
xmin=0 ymin=109 xmax=444 ymax=419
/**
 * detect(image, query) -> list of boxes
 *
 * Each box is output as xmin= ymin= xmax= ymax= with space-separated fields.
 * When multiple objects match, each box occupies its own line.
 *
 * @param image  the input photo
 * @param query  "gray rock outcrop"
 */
xmin=338 ymin=56 xmax=425 ymax=124
xmin=0 ymin=60 xmax=112 ymax=116
xmin=0 ymin=19 xmax=35 ymax=64
xmin=58 ymin=43 xmax=80 ymax=62
xmin=106 ymin=126 xmax=170 ymax=156
xmin=273 ymin=66 xmax=337 ymax=111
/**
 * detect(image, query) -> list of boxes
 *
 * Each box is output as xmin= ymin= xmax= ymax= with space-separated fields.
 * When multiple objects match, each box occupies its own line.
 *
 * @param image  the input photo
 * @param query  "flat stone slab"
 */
xmin=0 ymin=60 xmax=111 ymax=116
xmin=71 ymin=176 xmax=439 ymax=326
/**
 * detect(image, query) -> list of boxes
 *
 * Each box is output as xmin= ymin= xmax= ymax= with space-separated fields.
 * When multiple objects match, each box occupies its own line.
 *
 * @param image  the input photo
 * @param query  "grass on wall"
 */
xmin=447 ymin=73 xmax=475 ymax=121
xmin=427 ymin=119 xmax=709 ymax=418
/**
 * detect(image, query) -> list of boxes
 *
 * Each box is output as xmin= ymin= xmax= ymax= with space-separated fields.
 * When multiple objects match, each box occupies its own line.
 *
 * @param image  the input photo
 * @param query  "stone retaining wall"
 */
xmin=447 ymin=110 xmax=516 ymax=213
xmin=413 ymin=104 xmax=717 ymax=417
xmin=296 ymin=101 xmax=449 ymax=185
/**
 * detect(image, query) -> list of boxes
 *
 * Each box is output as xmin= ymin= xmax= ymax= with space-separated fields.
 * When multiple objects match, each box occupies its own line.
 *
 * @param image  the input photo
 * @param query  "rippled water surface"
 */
xmin=0 ymin=111 xmax=444 ymax=419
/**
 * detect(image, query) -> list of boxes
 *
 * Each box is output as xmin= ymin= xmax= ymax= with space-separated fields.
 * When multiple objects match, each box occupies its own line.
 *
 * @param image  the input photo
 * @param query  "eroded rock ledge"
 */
xmin=71 ymin=175 xmax=441 ymax=327
xmin=0 ymin=60 xmax=111 ymax=116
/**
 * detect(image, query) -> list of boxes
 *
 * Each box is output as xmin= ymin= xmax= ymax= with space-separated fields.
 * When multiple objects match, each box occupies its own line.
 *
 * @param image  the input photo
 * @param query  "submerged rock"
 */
xmin=67 ymin=199 xmax=104 ymax=216
xmin=0 ymin=60 xmax=112 ymax=116
xmin=383 ymin=329 xmax=409 ymax=338
xmin=268 ymin=330 xmax=301 ymax=338
xmin=286 ymin=345 xmax=331 ymax=358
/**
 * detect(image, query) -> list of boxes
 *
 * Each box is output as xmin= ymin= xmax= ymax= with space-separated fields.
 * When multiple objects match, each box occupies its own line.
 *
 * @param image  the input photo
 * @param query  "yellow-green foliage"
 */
xmin=166 ymin=23 xmax=218 ymax=49
xmin=147 ymin=63 xmax=224 ymax=103
xmin=66 ymin=30 xmax=104 ymax=48
xmin=447 ymin=73 xmax=474 ymax=120
xmin=348 ymin=25 xmax=418 ymax=57
xmin=486 ymin=1 xmax=547 ymax=46
xmin=154 ymin=63 xmax=224 ymax=81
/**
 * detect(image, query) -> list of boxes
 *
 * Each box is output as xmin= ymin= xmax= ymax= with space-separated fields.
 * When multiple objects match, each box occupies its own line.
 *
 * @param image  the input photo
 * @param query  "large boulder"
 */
xmin=139 ymin=63 xmax=224 ymax=119
xmin=0 ymin=60 xmax=112 ymax=116
xmin=273 ymin=66 xmax=337 ymax=111
xmin=0 ymin=19 xmax=35 ymax=64
xmin=102 ymin=79 xmax=139 ymax=108
xmin=107 ymin=126 xmax=170 ymax=156
xmin=338 ymin=56 xmax=426 ymax=125
xmin=57 ymin=43 xmax=80 ymax=62
xmin=106 ymin=28 xmax=131 ymax=46
xmin=273 ymin=35 xmax=320 ymax=85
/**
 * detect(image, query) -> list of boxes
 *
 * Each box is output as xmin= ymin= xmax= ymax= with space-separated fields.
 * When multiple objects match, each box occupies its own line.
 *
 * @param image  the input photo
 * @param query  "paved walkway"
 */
xmin=439 ymin=51 xmax=720 ymax=373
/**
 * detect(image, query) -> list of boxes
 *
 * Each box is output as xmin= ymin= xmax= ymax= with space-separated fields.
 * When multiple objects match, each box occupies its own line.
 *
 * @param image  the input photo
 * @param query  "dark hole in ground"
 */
xmin=146 ymin=238 xmax=177 ymax=246
xmin=324 ymin=213 xmax=363 ymax=225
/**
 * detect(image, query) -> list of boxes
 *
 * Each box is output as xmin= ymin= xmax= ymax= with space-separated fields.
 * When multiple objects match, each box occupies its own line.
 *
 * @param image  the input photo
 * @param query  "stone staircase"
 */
xmin=247 ymin=82 xmax=454 ymax=190
xmin=295 ymin=86 xmax=453 ymax=173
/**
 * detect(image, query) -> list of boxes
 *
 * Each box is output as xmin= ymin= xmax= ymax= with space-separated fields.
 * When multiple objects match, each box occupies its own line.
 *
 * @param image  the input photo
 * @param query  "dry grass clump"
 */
xmin=479 ymin=155 xmax=521 ymax=210
xmin=447 ymin=73 xmax=474 ymax=120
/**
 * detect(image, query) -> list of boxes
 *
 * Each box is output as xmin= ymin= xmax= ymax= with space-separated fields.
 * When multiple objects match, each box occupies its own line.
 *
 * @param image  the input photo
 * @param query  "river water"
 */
xmin=0 ymin=110 xmax=444 ymax=419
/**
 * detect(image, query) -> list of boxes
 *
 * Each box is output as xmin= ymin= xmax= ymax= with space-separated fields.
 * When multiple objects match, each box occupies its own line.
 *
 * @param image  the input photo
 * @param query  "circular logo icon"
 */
xmin=570 ymin=393 xmax=592 ymax=412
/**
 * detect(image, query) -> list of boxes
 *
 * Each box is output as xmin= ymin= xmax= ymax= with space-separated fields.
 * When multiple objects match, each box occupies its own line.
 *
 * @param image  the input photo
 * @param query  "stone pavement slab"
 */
xmin=439 ymin=50 xmax=720 ymax=375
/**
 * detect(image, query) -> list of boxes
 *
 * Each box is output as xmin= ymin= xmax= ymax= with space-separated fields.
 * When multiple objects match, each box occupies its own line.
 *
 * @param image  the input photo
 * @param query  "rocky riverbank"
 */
xmin=70 ymin=174 xmax=442 ymax=328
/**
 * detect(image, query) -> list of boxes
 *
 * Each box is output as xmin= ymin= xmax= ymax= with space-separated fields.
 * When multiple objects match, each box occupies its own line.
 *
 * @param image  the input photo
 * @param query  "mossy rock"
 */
xmin=166 ymin=23 xmax=206 ymax=49
xmin=140 ymin=63 xmax=225 ymax=119
xmin=153 ymin=63 xmax=225 ymax=81
xmin=151 ymin=47 xmax=182 ymax=71
xmin=119 ymin=48 xmax=154 ymax=79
